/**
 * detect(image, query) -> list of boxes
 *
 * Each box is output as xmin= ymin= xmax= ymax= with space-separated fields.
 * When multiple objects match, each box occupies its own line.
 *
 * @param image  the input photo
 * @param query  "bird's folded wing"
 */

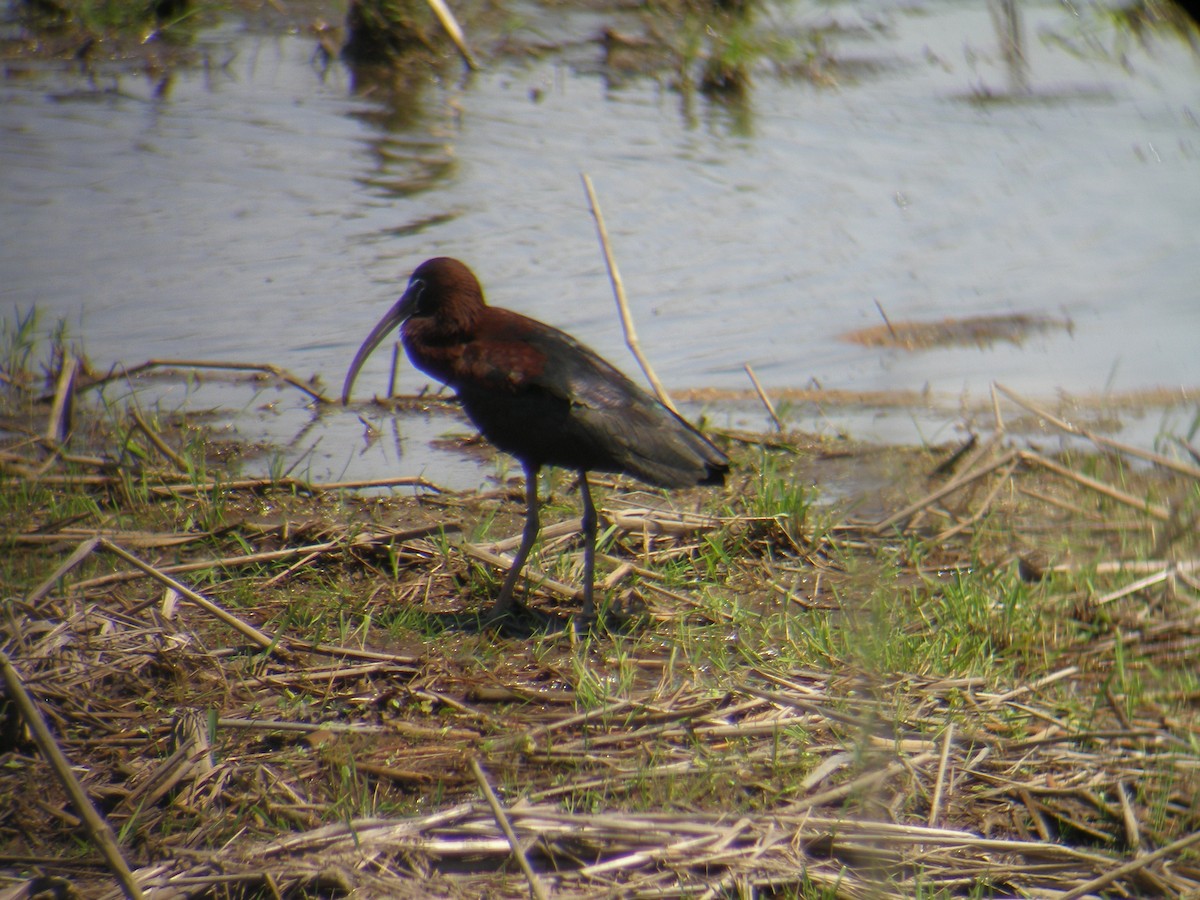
xmin=524 ymin=326 xmax=721 ymax=487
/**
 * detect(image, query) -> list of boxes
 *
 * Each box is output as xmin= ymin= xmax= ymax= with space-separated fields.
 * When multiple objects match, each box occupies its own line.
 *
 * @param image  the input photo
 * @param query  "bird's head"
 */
xmin=342 ymin=257 xmax=485 ymax=405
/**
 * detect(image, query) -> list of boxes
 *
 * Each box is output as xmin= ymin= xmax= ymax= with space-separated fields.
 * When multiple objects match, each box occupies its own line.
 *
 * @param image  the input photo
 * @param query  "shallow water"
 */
xmin=2 ymin=0 xmax=1198 ymax=488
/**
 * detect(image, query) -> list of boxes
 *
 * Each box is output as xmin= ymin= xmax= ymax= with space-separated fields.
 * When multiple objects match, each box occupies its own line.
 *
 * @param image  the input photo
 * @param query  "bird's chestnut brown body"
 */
xmin=343 ymin=257 xmax=728 ymax=621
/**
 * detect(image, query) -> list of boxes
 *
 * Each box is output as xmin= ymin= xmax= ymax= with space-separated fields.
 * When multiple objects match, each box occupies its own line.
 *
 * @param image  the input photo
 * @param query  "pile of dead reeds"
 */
xmin=3 ymin=358 xmax=1200 ymax=899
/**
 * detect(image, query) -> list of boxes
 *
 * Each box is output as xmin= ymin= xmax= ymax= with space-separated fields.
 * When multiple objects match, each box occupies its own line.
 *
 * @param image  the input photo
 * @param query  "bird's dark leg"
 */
xmin=492 ymin=461 xmax=540 ymax=618
xmin=578 ymin=471 xmax=598 ymax=623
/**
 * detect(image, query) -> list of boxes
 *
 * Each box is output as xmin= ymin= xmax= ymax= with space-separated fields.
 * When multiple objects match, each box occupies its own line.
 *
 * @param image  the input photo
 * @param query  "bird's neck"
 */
xmin=401 ymin=320 xmax=471 ymax=387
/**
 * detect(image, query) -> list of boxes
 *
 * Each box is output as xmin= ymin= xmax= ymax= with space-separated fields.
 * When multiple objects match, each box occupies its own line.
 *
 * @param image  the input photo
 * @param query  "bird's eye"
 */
xmin=410 ymin=279 xmax=431 ymax=314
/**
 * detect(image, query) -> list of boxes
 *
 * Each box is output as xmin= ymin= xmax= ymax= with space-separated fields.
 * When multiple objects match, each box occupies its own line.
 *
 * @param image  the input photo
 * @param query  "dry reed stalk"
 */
xmin=75 ymin=358 xmax=330 ymax=404
xmin=1019 ymin=449 xmax=1171 ymax=520
xmin=582 ymin=172 xmax=678 ymax=416
xmin=1092 ymin=566 xmax=1175 ymax=605
xmin=128 ymin=798 xmax=1189 ymax=899
xmin=743 ymin=363 xmax=782 ymax=432
xmin=96 ymin=539 xmax=281 ymax=654
xmin=129 ymin=407 xmax=189 ymax=472
xmin=792 ymin=753 xmax=940 ymax=814
xmin=934 ymin=456 xmax=1020 ymax=541
xmin=1058 ymin=828 xmax=1200 ymax=900
xmin=297 ymin=642 xmax=422 ymax=664
xmin=592 ymin=549 xmax=677 ymax=585
xmin=45 ymin=354 xmax=78 ymax=446
xmin=640 ymin=579 xmax=733 ymax=619
xmin=386 ymin=339 xmax=402 ymax=398
xmin=927 ymin=720 xmax=955 ymax=827
xmin=460 ymin=541 xmax=580 ymax=602
xmin=525 ymin=759 xmax=697 ymax=803
xmin=117 ymin=710 xmax=214 ymax=813
xmin=63 ymin=524 xmax=451 ymax=594
xmin=871 ymin=447 xmax=1021 ymax=533
xmin=494 ymin=698 xmax=637 ymax=751
xmin=216 ymin=717 xmax=390 ymax=735
xmin=604 ymin=502 xmax=727 ymax=536
xmin=469 ymin=758 xmax=550 ymax=900
xmin=484 ymin=519 xmax=580 ymax=553
xmin=259 ymin=549 xmax=329 ymax=588
xmin=255 ymin=660 xmax=415 ymax=686
xmin=0 ymin=651 xmax=144 ymax=900
xmin=996 ymin=383 xmax=1200 ymax=480
xmin=1017 ymin=483 xmax=1094 ymax=517
xmin=1055 ymin=558 xmax=1200 ymax=576
xmin=151 ymin=473 xmax=443 ymax=497
xmin=873 ymin=298 xmax=901 ymax=343
xmin=1116 ymin=779 xmax=1140 ymax=850
xmin=14 ymin=529 xmax=206 ymax=548
xmin=420 ymin=0 xmax=477 ymax=69
xmin=25 ymin=536 xmax=100 ymax=605
xmin=6 ymin=471 xmax=112 ymax=486
xmin=2 ymin=452 xmax=445 ymax=497
xmin=978 ymin=665 xmax=1080 ymax=705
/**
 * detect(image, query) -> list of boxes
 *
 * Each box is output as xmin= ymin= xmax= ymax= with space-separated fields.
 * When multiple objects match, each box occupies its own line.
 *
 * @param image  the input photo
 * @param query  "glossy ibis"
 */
xmin=342 ymin=257 xmax=728 ymax=622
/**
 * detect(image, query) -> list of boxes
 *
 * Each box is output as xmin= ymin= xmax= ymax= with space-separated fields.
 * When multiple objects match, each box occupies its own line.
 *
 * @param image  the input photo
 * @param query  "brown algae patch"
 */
xmin=843 ymin=311 xmax=1074 ymax=351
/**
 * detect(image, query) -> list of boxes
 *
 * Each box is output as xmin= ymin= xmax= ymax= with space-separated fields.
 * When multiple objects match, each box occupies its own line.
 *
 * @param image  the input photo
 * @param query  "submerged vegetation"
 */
xmin=3 ymin=317 xmax=1199 ymax=896
xmin=5 ymin=0 xmax=216 ymax=62
xmin=5 ymin=0 xmax=1197 ymax=113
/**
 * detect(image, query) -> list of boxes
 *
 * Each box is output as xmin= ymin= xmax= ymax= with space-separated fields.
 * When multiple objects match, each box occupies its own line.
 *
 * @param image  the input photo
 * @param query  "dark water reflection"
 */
xmin=2 ymin=1 xmax=1198 ymax=487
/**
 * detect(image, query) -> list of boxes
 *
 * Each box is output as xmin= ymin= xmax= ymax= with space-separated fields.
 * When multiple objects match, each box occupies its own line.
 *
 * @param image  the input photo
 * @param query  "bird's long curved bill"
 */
xmin=341 ymin=289 xmax=419 ymax=405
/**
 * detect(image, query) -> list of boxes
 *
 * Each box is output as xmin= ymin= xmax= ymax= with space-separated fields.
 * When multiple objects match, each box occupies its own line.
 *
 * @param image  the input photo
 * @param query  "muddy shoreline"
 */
xmin=4 ymin=326 xmax=1200 ymax=897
